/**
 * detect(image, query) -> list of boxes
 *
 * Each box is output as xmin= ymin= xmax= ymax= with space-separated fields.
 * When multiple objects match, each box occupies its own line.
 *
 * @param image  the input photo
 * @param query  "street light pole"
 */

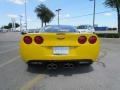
xmin=25 ymin=0 xmax=27 ymax=30
xmin=19 ymin=15 xmax=23 ymax=32
xmin=93 ymin=0 xmax=96 ymax=28
xmin=56 ymin=9 xmax=61 ymax=26
xmin=11 ymin=18 xmax=15 ymax=32
xmin=90 ymin=0 xmax=96 ymax=28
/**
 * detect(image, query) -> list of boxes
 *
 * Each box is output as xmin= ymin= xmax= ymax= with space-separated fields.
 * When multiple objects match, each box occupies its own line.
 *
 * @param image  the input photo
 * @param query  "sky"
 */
xmin=0 ymin=0 xmax=117 ymax=29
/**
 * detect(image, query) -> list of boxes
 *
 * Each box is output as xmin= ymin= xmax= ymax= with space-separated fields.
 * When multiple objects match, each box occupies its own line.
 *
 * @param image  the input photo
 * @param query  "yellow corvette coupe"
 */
xmin=20 ymin=25 xmax=100 ymax=69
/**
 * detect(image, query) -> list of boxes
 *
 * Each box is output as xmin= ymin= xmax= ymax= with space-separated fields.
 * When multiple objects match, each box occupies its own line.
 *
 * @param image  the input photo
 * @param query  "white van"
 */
xmin=77 ymin=25 xmax=95 ymax=33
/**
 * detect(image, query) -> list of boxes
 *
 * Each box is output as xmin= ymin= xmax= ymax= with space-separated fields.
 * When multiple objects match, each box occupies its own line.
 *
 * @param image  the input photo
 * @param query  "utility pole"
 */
xmin=19 ymin=15 xmax=23 ymax=32
xmin=25 ymin=0 xmax=27 ymax=30
xmin=11 ymin=18 xmax=15 ymax=32
xmin=56 ymin=9 xmax=61 ymax=26
xmin=90 ymin=0 xmax=96 ymax=28
xmin=93 ymin=0 xmax=96 ymax=28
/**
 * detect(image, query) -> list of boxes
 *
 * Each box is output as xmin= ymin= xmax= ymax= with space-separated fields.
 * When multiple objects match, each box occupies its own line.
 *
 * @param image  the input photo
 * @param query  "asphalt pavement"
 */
xmin=0 ymin=32 xmax=120 ymax=90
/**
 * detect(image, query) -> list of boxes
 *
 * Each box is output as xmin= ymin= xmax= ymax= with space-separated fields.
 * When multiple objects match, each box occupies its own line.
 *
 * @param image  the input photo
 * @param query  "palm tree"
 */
xmin=44 ymin=9 xmax=55 ymax=26
xmin=35 ymin=4 xmax=55 ymax=27
xmin=104 ymin=0 xmax=120 ymax=33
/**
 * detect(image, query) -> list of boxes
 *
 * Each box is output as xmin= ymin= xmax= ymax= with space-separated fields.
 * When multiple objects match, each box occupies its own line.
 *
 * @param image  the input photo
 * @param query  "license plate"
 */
xmin=53 ymin=47 xmax=69 ymax=55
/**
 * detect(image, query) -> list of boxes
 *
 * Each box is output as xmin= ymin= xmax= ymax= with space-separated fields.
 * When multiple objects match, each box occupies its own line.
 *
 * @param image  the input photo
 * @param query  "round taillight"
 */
xmin=34 ymin=36 xmax=44 ymax=44
xmin=78 ymin=36 xmax=87 ymax=44
xmin=23 ymin=36 xmax=32 ymax=44
xmin=89 ymin=36 xmax=97 ymax=44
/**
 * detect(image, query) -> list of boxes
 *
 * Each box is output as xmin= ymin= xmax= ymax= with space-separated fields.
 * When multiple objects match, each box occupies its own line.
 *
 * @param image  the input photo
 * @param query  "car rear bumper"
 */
xmin=20 ymin=54 xmax=99 ymax=63
xmin=27 ymin=59 xmax=93 ymax=64
xmin=20 ymin=48 xmax=100 ymax=62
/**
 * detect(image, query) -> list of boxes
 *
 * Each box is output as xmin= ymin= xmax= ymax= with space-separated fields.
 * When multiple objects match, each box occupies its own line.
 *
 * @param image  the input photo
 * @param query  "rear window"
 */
xmin=41 ymin=25 xmax=77 ymax=33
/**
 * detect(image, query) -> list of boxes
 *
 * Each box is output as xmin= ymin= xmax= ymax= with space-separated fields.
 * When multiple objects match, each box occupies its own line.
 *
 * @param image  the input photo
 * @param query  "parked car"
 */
xmin=20 ymin=25 xmax=100 ymax=69
xmin=0 ymin=29 xmax=3 ymax=32
xmin=21 ymin=29 xmax=27 ymax=35
xmin=28 ymin=29 xmax=40 ymax=33
xmin=77 ymin=25 xmax=95 ymax=33
xmin=0 ymin=29 xmax=8 ymax=33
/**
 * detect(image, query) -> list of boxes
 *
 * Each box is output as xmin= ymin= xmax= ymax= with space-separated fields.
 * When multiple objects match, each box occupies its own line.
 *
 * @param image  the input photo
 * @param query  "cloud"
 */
xmin=38 ymin=0 xmax=47 ymax=2
xmin=9 ymin=0 xmax=47 ymax=5
xmin=104 ymin=13 xmax=112 ymax=16
xmin=27 ymin=18 xmax=32 ymax=22
xmin=64 ymin=14 xmax=70 ymax=18
xmin=9 ymin=0 xmax=25 ymax=5
xmin=7 ymin=14 xmax=18 ymax=18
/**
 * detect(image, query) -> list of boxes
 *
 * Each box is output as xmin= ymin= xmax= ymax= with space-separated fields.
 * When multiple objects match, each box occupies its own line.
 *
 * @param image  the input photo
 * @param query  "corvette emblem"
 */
xmin=56 ymin=33 xmax=65 ymax=40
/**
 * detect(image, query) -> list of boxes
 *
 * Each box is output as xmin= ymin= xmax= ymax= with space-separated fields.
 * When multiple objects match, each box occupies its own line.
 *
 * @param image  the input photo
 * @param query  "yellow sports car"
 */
xmin=20 ymin=25 xmax=100 ymax=69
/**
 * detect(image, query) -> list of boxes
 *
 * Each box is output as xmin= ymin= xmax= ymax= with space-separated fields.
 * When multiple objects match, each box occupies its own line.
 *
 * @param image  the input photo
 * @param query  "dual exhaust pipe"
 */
xmin=47 ymin=63 xmax=74 ymax=70
xmin=47 ymin=63 xmax=58 ymax=70
xmin=63 ymin=63 xmax=74 ymax=69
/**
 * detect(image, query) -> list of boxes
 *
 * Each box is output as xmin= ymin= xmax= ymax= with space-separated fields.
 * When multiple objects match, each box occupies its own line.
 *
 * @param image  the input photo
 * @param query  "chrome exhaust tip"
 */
xmin=47 ymin=63 xmax=58 ymax=70
xmin=47 ymin=64 xmax=52 ymax=70
xmin=69 ymin=63 xmax=74 ymax=69
xmin=64 ymin=63 xmax=69 ymax=68
xmin=64 ymin=63 xmax=74 ymax=68
xmin=52 ymin=63 xmax=58 ymax=70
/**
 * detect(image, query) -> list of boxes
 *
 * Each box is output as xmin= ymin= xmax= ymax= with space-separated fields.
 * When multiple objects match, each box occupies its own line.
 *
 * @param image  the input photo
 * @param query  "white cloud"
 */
xmin=7 ymin=14 xmax=18 ymax=18
xmin=104 ymin=13 xmax=112 ymax=16
xmin=9 ymin=0 xmax=25 ymax=5
xmin=64 ymin=14 xmax=70 ymax=18
xmin=9 ymin=0 xmax=47 ymax=5
xmin=27 ymin=18 xmax=32 ymax=22
xmin=38 ymin=0 xmax=46 ymax=2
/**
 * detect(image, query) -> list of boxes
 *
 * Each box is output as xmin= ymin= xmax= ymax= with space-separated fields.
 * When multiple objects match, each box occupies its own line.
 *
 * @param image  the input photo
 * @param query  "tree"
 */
xmin=1 ymin=23 xmax=20 ymax=29
xmin=8 ymin=23 xmax=20 ymax=28
xmin=43 ymin=9 xmax=55 ymax=26
xmin=35 ymin=4 xmax=55 ymax=27
xmin=3 ymin=26 xmax=10 ymax=29
xmin=104 ymin=0 xmax=120 ymax=33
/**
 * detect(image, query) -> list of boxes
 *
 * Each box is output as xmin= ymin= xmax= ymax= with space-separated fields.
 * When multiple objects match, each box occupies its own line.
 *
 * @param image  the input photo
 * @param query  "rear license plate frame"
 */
xmin=53 ymin=47 xmax=69 ymax=55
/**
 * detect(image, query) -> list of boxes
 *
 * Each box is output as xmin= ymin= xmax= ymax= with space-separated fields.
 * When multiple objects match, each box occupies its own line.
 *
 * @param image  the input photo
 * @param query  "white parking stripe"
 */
xmin=0 ymin=56 xmax=20 ymax=68
xmin=0 ymin=47 xmax=18 ymax=55
xmin=20 ymin=74 xmax=44 ymax=90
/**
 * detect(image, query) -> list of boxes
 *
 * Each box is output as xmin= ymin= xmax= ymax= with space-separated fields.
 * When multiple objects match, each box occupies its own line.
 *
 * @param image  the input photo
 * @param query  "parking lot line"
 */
xmin=20 ymin=74 xmax=44 ymax=90
xmin=0 ymin=56 xmax=20 ymax=68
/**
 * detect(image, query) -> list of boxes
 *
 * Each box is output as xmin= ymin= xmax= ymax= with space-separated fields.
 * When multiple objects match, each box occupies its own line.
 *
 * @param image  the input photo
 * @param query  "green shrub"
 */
xmin=96 ymin=33 xmax=120 ymax=38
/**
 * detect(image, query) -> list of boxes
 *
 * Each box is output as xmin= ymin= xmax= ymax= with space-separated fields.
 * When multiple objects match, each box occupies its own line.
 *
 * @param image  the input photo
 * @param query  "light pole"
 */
xmin=90 ymin=0 xmax=96 ymax=28
xmin=11 ymin=18 xmax=15 ymax=32
xmin=93 ymin=0 xmax=96 ymax=28
xmin=25 ymin=0 xmax=27 ymax=30
xmin=19 ymin=15 xmax=23 ymax=32
xmin=56 ymin=9 xmax=61 ymax=26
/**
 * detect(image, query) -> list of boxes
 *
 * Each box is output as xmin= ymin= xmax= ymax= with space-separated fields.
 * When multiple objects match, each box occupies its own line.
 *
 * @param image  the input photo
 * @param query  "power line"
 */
xmin=61 ymin=10 xmax=114 ymax=20
xmin=26 ymin=10 xmax=115 ymax=23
